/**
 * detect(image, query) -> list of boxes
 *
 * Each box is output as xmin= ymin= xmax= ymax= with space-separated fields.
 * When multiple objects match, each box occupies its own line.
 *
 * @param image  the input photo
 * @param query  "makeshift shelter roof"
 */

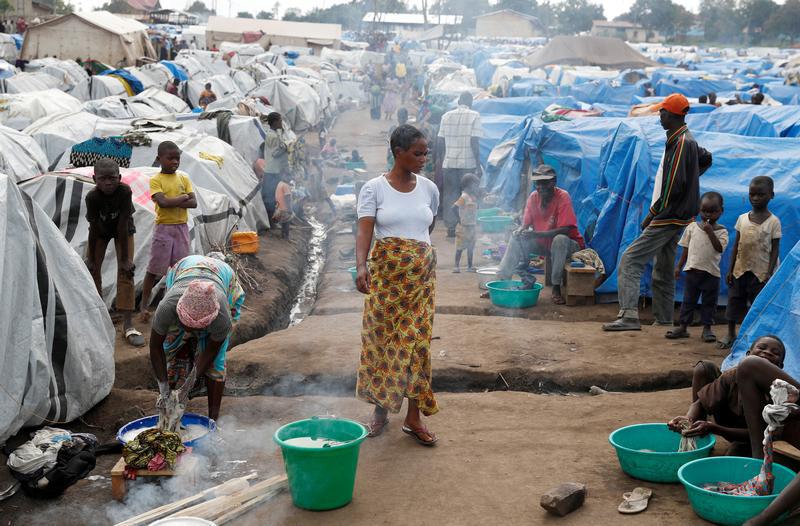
xmin=33 ymin=11 xmax=149 ymax=35
xmin=207 ymin=16 xmax=342 ymax=41
xmin=361 ymin=13 xmax=462 ymax=25
xmin=526 ymin=36 xmax=659 ymax=70
xmin=475 ymin=9 xmax=541 ymax=26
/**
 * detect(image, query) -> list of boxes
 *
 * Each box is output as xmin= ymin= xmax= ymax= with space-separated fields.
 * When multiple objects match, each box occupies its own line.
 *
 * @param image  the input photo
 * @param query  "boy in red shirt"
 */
xmin=497 ymin=164 xmax=585 ymax=303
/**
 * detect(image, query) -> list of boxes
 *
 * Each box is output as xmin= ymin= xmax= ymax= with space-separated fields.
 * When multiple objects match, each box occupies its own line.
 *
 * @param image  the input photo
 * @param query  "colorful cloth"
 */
xmin=123 ymin=428 xmax=185 ymax=470
xmin=357 ymin=237 xmax=438 ymax=416
xmin=705 ymin=379 xmax=799 ymax=496
xmin=163 ymin=255 xmax=245 ymax=383
xmin=70 ymin=137 xmax=133 ymax=168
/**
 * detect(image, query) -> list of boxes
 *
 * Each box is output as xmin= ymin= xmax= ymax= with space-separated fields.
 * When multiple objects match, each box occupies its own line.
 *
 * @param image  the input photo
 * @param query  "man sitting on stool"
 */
xmin=497 ymin=164 xmax=585 ymax=304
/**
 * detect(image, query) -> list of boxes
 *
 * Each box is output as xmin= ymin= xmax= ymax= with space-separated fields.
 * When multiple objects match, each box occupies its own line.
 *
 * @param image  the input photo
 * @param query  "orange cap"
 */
xmin=655 ymin=93 xmax=690 ymax=116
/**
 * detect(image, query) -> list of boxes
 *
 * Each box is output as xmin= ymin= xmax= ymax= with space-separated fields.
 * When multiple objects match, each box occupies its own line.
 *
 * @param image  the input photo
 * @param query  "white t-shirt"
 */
xmin=678 ymin=222 xmax=729 ymax=277
xmin=733 ymin=212 xmax=782 ymax=281
xmin=357 ymin=174 xmax=439 ymax=244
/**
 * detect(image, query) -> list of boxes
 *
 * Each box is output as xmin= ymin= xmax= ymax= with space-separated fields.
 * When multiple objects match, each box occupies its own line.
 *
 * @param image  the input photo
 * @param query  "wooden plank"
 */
xmin=172 ymin=475 xmax=288 ymax=520
xmin=114 ymin=474 xmax=257 ymax=526
xmin=775 ymin=440 xmax=800 ymax=462
xmin=214 ymin=485 xmax=288 ymax=525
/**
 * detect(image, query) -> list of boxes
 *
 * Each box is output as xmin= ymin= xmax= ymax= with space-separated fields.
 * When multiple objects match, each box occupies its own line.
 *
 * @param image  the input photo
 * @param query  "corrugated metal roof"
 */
xmin=475 ymin=9 xmax=541 ymax=25
xmin=207 ymin=16 xmax=341 ymax=41
xmin=361 ymin=13 xmax=463 ymax=26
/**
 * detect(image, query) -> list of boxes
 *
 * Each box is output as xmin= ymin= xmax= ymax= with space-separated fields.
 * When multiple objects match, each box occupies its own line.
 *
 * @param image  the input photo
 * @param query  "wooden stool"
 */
xmin=563 ymin=263 xmax=596 ymax=306
xmin=111 ymin=455 xmax=200 ymax=501
xmin=543 ymin=255 xmax=553 ymax=286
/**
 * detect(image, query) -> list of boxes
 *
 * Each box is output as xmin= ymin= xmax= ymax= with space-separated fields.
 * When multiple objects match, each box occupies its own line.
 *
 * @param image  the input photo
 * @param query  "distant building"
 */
xmin=4 ymin=0 xmax=55 ymax=20
xmin=591 ymin=20 xmax=663 ymax=43
xmin=206 ymin=16 xmax=342 ymax=55
xmin=361 ymin=12 xmax=463 ymax=38
xmin=475 ymin=10 xmax=543 ymax=39
xmin=125 ymin=0 xmax=161 ymax=20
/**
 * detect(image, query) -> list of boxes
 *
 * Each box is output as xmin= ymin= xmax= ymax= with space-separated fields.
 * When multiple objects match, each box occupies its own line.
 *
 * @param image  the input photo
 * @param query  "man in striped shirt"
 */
xmin=604 ymin=93 xmax=713 ymax=332
xmin=436 ymin=92 xmax=483 ymax=237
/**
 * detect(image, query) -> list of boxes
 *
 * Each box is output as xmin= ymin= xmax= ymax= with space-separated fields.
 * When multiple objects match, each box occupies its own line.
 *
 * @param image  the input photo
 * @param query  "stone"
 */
xmin=540 ymin=482 xmax=587 ymax=516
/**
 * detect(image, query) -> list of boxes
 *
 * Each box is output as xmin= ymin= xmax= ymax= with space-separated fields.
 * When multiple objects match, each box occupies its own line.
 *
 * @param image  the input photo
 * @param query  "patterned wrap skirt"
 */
xmin=357 ymin=237 xmax=439 ymax=416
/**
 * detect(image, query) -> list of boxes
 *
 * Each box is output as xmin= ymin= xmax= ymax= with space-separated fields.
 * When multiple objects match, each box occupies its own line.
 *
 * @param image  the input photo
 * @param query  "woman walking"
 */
xmin=355 ymin=124 xmax=440 ymax=446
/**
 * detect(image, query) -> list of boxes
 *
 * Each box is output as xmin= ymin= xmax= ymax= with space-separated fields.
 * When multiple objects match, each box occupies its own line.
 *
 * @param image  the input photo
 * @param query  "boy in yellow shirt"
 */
xmin=140 ymin=141 xmax=197 ymax=321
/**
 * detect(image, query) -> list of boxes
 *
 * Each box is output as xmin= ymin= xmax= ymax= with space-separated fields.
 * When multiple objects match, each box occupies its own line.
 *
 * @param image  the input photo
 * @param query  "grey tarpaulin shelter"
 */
xmin=0 ymin=173 xmax=115 ymax=445
xmin=526 ymin=36 xmax=659 ymax=70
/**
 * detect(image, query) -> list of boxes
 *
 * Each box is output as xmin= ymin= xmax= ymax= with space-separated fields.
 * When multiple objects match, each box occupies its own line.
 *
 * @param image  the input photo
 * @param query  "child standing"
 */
xmin=140 ymin=141 xmax=197 ymax=321
xmin=666 ymin=192 xmax=728 ymax=342
xmin=452 ymin=174 xmax=480 ymax=273
xmin=720 ymin=176 xmax=782 ymax=348
xmin=85 ymin=158 xmax=144 ymax=347
xmin=273 ymin=174 xmax=293 ymax=239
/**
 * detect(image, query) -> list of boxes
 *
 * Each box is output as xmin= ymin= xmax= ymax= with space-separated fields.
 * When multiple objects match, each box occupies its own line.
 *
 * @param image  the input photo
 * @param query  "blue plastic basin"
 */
xmin=608 ymin=423 xmax=716 ymax=482
xmin=678 ymin=456 xmax=797 ymax=525
xmin=117 ymin=413 xmax=216 ymax=449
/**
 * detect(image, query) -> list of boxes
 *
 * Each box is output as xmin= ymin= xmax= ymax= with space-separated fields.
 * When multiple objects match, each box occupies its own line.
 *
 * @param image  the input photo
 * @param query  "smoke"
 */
xmin=104 ymin=414 xmax=285 ymax=525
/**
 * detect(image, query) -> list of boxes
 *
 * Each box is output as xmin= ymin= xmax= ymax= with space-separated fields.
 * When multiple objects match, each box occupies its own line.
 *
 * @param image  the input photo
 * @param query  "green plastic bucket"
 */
xmin=486 ymin=280 xmax=543 ymax=308
xmin=274 ymin=417 xmax=368 ymax=510
xmin=678 ymin=456 xmax=797 ymax=525
xmin=478 ymin=215 xmax=514 ymax=233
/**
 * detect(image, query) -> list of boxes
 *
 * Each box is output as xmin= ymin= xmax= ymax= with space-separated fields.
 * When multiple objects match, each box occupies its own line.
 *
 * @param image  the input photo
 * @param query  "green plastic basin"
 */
xmin=485 ymin=280 xmax=543 ymax=308
xmin=608 ymin=423 xmax=716 ymax=483
xmin=348 ymin=266 xmax=357 ymax=284
xmin=274 ymin=417 xmax=368 ymax=510
xmin=678 ymin=456 xmax=797 ymax=525
xmin=476 ymin=207 xmax=502 ymax=218
xmin=478 ymin=215 xmax=513 ymax=233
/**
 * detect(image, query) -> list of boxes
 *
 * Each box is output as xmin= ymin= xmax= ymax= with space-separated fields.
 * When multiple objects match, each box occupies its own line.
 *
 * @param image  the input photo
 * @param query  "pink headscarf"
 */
xmin=176 ymin=281 xmax=220 ymax=329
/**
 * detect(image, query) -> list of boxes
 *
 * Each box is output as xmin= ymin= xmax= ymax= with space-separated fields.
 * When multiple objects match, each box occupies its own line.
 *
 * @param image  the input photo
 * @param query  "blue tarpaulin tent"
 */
xmin=722 ymin=240 xmax=800 ymax=380
xmin=160 ymin=60 xmax=189 ymax=82
xmin=474 ymin=96 xmax=580 ymax=116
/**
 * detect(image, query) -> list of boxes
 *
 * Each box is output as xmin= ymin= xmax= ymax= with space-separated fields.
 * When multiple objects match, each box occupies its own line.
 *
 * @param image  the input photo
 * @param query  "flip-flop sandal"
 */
xmin=402 ymin=425 xmax=438 ymax=446
xmin=665 ymin=329 xmax=690 ymax=339
xmin=124 ymin=327 xmax=145 ymax=347
xmin=618 ymin=487 xmax=653 ymax=514
xmin=552 ymin=294 xmax=566 ymax=305
xmin=366 ymin=418 xmax=389 ymax=438
xmin=703 ymin=331 xmax=717 ymax=343
xmin=717 ymin=339 xmax=733 ymax=349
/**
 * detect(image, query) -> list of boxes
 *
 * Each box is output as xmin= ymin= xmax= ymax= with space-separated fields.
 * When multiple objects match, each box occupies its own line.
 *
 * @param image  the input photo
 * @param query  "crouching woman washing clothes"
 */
xmin=149 ymin=254 xmax=245 ymax=421
xmin=355 ymin=124 xmax=440 ymax=446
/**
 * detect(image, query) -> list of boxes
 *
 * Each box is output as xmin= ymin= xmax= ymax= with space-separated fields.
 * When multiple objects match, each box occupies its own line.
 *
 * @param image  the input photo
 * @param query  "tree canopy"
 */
xmin=186 ymin=0 xmax=213 ymax=14
xmin=256 ymin=10 xmax=273 ymax=19
xmin=237 ymin=11 xmax=254 ymax=18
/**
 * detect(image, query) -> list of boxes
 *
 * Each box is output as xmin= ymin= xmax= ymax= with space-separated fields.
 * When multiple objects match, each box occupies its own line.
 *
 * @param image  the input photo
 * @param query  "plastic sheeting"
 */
xmin=19 ymin=169 xmax=240 ymax=306
xmin=0 ymin=89 xmax=84 ymax=130
xmin=250 ymin=76 xmax=321 ymax=132
xmin=177 ymin=113 xmax=267 ymax=166
xmin=0 ymin=124 xmax=49 ymax=182
xmin=714 ymin=104 xmax=800 ymax=137
xmin=721 ymin=240 xmax=800 ymax=379
xmin=0 ymin=173 xmax=115 ymax=446
xmin=474 ymin=96 xmax=579 ymax=116
xmin=53 ymin=130 xmax=269 ymax=232
xmin=0 ymin=72 xmax=61 ymax=93
xmin=83 ymin=87 xmax=189 ymax=119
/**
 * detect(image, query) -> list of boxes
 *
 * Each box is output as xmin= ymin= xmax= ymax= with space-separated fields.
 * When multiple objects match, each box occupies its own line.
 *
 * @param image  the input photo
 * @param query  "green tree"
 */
xmin=283 ymin=7 xmax=302 ymax=20
xmin=256 ymin=10 xmax=273 ymax=19
xmin=0 ymin=0 xmax=11 ymax=14
xmin=739 ymin=0 xmax=777 ymax=43
xmin=554 ymin=0 xmax=603 ymax=35
xmin=494 ymin=0 xmax=535 ymax=15
xmin=431 ymin=0 xmax=489 ymax=28
xmin=534 ymin=0 xmax=558 ymax=36
xmin=618 ymin=0 xmax=694 ymax=38
xmin=237 ymin=10 xmax=254 ymax=18
xmin=55 ymin=0 xmax=74 ymax=14
xmin=699 ymin=0 xmax=742 ymax=43
xmin=186 ymin=0 xmax=213 ymax=14
xmin=100 ymin=0 xmax=134 ymax=14
xmin=765 ymin=0 xmax=800 ymax=44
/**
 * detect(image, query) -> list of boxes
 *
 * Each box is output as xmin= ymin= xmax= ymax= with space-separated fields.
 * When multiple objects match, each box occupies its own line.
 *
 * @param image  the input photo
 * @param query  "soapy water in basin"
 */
xmin=283 ymin=436 xmax=350 ymax=448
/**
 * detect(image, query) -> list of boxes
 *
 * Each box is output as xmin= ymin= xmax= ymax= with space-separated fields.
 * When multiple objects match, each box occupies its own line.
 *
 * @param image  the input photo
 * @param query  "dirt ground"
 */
xmin=1 ymin=108 xmax=744 ymax=525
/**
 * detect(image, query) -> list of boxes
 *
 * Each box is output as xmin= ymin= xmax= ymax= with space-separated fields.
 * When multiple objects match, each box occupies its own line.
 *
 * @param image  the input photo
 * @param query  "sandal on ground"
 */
xmin=618 ymin=487 xmax=653 ymax=514
xmin=665 ymin=328 xmax=689 ymax=340
xmin=702 ymin=329 xmax=717 ymax=343
xmin=402 ymin=425 xmax=438 ymax=446
xmin=551 ymin=294 xmax=566 ymax=305
xmin=366 ymin=418 xmax=389 ymax=438
xmin=124 ymin=327 xmax=145 ymax=347
xmin=480 ymin=291 xmax=490 ymax=299
xmin=717 ymin=337 xmax=734 ymax=349
xmin=602 ymin=318 xmax=641 ymax=332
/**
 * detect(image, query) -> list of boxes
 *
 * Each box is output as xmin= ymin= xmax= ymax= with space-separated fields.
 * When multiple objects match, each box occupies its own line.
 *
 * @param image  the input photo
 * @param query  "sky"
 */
xmin=78 ymin=0 xmax=704 ymax=22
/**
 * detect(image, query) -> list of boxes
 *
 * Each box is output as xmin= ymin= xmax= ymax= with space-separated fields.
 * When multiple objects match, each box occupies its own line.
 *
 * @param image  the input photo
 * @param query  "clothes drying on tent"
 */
xmin=69 ymin=137 xmax=133 ymax=168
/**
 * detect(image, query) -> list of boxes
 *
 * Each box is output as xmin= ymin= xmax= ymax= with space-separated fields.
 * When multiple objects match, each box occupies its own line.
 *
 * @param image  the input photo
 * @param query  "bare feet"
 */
xmin=138 ymin=310 xmax=151 ymax=324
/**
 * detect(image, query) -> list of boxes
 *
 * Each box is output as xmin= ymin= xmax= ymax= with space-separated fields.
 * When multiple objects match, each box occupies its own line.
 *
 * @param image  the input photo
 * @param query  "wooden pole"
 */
xmin=171 ymin=474 xmax=288 ymax=520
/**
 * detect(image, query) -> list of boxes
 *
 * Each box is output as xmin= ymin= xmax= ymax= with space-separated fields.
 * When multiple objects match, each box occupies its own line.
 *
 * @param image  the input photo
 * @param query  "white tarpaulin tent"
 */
xmin=83 ymin=87 xmax=189 ymax=119
xmin=250 ymin=76 xmax=321 ymax=131
xmin=89 ymin=75 xmax=129 ymax=100
xmin=19 ymin=169 xmax=241 ymax=307
xmin=0 ymin=89 xmax=85 ymax=130
xmin=26 ymin=58 xmax=91 ymax=101
xmin=53 ymin=130 xmax=269 ymax=232
xmin=0 ymin=124 xmax=49 ymax=182
xmin=21 ymin=11 xmax=157 ymax=67
xmin=0 ymin=173 xmax=115 ymax=446
xmin=0 ymin=72 xmax=62 ymax=94
xmin=177 ymin=113 xmax=267 ymax=166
